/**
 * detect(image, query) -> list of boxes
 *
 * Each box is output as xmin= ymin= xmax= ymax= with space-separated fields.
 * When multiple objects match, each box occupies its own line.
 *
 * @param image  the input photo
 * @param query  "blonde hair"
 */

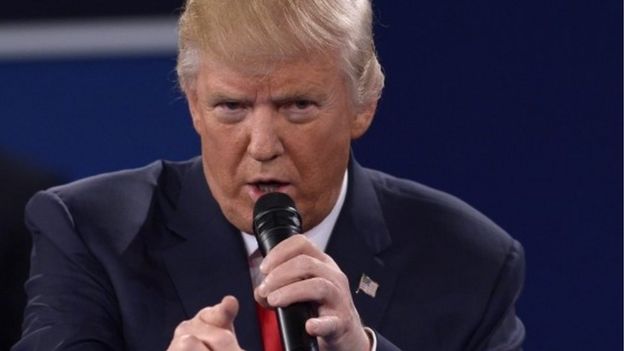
xmin=176 ymin=0 xmax=384 ymax=109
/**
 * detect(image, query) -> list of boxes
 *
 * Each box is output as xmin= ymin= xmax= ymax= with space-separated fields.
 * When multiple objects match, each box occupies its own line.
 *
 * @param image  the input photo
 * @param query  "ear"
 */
xmin=350 ymin=99 xmax=378 ymax=139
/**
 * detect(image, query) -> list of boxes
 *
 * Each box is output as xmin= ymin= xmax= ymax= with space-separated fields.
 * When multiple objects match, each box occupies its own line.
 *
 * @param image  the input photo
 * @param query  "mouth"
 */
xmin=247 ymin=180 xmax=291 ymax=201
xmin=256 ymin=182 xmax=283 ymax=193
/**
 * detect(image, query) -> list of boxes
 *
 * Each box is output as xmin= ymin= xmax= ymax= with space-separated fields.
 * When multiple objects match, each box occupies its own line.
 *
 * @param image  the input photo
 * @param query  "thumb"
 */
xmin=199 ymin=295 xmax=239 ymax=330
xmin=305 ymin=315 xmax=340 ymax=337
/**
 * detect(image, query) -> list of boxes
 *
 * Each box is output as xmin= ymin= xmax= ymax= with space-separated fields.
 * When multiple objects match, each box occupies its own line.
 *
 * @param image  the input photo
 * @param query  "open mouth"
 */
xmin=254 ymin=181 xmax=288 ymax=193
xmin=247 ymin=180 xmax=291 ymax=201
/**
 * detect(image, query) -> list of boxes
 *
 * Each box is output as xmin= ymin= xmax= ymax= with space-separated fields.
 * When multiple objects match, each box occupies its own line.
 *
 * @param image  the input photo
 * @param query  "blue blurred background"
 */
xmin=0 ymin=1 xmax=621 ymax=349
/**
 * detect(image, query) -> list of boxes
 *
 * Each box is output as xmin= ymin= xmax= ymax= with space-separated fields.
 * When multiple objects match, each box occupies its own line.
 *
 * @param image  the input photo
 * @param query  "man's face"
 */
xmin=187 ymin=53 xmax=375 ymax=233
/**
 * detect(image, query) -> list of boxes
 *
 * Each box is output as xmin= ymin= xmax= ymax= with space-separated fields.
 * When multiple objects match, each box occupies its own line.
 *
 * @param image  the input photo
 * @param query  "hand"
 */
xmin=254 ymin=235 xmax=371 ymax=351
xmin=167 ymin=296 xmax=244 ymax=351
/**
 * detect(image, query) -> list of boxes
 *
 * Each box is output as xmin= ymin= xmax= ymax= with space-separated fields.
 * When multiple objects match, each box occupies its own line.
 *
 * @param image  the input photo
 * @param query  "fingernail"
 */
xmin=308 ymin=318 xmax=319 ymax=328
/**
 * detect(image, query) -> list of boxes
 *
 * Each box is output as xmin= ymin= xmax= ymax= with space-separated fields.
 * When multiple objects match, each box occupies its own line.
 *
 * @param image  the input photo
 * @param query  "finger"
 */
xmin=256 ymin=254 xmax=338 ymax=298
xmin=260 ymin=234 xmax=331 ymax=274
xmin=168 ymin=333 xmax=211 ymax=351
xmin=199 ymin=296 xmax=239 ymax=329
xmin=174 ymin=320 xmax=192 ymax=338
xmin=254 ymin=286 xmax=270 ymax=308
xmin=266 ymin=277 xmax=337 ymax=307
xmin=174 ymin=318 xmax=240 ymax=350
xmin=305 ymin=315 xmax=341 ymax=337
xmin=184 ymin=323 xmax=239 ymax=350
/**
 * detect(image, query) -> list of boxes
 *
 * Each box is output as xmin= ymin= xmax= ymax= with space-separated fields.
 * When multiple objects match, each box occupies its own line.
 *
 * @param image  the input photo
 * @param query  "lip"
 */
xmin=246 ymin=180 xmax=293 ymax=202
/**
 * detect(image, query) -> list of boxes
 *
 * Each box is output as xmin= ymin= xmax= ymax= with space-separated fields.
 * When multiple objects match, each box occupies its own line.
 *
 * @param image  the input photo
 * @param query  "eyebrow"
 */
xmin=272 ymin=92 xmax=329 ymax=105
xmin=205 ymin=91 xmax=331 ymax=106
xmin=272 ymin=84 xmax=334 ymax=103
xmin=204 ymin=93 xmax=253 ymax=105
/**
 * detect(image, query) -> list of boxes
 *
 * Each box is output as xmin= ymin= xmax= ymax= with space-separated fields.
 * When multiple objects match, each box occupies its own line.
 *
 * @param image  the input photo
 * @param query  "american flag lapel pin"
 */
xmin=356 ymin=273 xmax=379 ymax=298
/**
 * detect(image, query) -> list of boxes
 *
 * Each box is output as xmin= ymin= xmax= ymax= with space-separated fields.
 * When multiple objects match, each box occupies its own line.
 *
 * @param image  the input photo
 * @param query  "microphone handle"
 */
xmin=276 ymin=304 xmax=319 ymax=351
xmin=257 ymin=228 xmax=319 ymax=351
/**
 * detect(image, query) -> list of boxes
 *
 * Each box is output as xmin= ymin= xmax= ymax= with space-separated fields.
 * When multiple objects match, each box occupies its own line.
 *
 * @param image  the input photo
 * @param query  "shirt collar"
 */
xmin=241 ymin=169 xmax=349 ymax=257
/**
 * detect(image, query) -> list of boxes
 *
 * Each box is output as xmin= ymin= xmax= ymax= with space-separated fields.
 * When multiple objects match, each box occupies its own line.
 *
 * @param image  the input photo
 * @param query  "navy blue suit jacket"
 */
xmin=14 ymin=157 xmax=524 ymax=350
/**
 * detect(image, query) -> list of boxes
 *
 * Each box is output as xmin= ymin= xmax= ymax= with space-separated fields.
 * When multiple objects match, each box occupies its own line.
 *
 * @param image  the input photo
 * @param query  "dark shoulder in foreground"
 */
xmin=37 ymin=159 xmax=194 ymax=213
xmin=25 ymin=158 xmax=198 ymax=252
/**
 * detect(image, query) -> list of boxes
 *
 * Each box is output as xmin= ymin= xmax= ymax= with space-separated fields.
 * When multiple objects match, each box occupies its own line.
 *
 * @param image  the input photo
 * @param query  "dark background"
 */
xmin=1 ymin=1 xmax=621 ymax=349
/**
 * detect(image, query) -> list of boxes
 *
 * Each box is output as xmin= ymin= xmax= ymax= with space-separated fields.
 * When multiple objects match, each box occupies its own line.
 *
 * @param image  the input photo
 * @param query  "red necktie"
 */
xmin=256 ymin=303 xmax=284 ymax=351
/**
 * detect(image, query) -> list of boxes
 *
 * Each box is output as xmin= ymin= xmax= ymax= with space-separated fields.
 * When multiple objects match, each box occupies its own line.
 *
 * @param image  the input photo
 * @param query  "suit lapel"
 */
xmin=326 ymin=158 xmax=400 ymax=329
xmin=159 ymin=159 xmax=263 ymax=350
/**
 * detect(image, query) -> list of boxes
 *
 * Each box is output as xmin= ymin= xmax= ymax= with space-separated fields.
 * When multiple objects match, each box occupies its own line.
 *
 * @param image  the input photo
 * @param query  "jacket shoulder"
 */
xmin=26 ymin=158 xmax=196 ymax=253
xmin=354 ymin=166 xmax=525 ymax=349
xmin=364 ymin=168 xmax=516 ymax=263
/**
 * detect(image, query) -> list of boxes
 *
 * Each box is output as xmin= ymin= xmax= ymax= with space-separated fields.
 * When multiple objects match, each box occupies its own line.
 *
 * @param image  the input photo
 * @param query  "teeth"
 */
xmin=259 ymin=184 xmax=278 ymax=192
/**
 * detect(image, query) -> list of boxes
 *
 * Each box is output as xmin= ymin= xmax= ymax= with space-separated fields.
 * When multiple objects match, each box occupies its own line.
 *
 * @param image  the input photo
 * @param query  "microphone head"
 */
xmin=253 ymin=192 xmax=302 ymax=256
xmin=253 ymin=192 xmax=297 ymax=218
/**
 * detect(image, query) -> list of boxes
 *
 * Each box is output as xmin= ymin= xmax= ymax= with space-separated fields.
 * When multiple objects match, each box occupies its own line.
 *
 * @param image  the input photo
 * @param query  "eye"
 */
xmin=281 ymin=99 xmax=319 ymax=123
xmin=218 ymin=101 xmax=245 ymax=111
xmin=213 ymin=100 xmax=248 ymax=123
xmin=292 ymin=100 xmax=314 ymax=110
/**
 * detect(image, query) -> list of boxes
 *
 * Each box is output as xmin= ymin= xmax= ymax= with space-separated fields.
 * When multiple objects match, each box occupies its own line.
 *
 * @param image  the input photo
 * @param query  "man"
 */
xmin=13 ymin=1 xmax=525 ymax=350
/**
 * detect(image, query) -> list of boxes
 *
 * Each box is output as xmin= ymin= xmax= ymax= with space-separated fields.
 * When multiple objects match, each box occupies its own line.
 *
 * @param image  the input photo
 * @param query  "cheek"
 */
xmin=198 ymin=124 xmax=246 ymax=187
xmin=289 ymin=121 xmax=352 ymax=182
xmin=286 ymin=129 xmax=350 ymax=230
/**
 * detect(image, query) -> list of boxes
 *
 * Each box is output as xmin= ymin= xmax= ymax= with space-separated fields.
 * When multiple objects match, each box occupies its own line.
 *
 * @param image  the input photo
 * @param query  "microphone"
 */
xmin=253 ymin=192 xmax=319 ymax=351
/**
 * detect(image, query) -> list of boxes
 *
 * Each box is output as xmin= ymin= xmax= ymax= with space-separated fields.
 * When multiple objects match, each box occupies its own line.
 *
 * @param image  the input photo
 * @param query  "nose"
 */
xmin=246 ymin=107 xmax=284 ymax=162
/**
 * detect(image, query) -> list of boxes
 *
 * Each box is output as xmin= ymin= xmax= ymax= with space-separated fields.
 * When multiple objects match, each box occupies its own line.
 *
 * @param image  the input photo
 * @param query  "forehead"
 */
xmin=195 ymin=53 xmax=347 ymax=95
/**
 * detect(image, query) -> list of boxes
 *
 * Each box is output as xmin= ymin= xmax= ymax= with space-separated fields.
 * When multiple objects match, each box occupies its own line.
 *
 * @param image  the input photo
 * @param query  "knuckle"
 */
xmin=295 ymin=255 xmax=315 ymax=273
xmin=174 ymin=321 xmax=191 ymax=336
xmin=292 ymin=234 xmax=307 ymax=247
xmin=210 ymin=329 xmax=237 ymax=349
xmin=177 ymin=334 xmax=199 ymax=348
xmin=198 ymin=306 xmax=213 ymax=319
xmin=316 ymin=278 xmax=333 ymax=297
xmin=321 ymin=252 xmax=333 ymax=262
xmin=336 ymin=272 xmax=349 ymax=288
